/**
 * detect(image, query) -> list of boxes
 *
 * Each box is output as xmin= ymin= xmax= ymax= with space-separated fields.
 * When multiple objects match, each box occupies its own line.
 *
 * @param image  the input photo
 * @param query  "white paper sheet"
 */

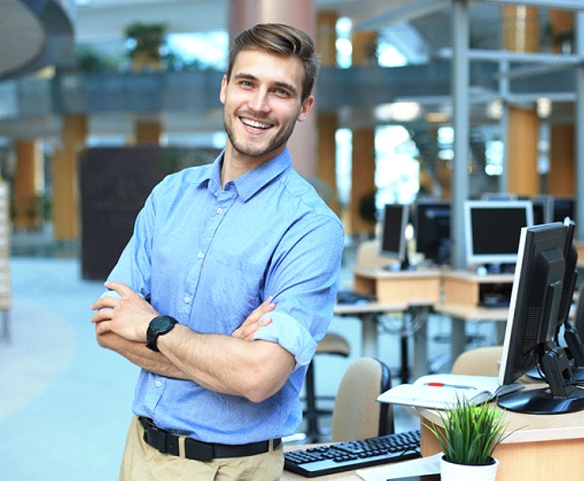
xmin=356 ymin=453 xmax=442 ymax=481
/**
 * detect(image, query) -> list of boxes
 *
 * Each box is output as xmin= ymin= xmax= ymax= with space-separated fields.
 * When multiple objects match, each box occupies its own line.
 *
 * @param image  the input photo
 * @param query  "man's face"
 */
xmin=220 ymin=49 xmax=314 ymax=165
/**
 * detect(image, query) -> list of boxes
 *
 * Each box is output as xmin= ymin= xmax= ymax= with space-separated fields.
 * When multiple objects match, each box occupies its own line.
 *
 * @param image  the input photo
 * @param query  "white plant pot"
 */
xmin=440 ymin=455 xmax=499 ymax=481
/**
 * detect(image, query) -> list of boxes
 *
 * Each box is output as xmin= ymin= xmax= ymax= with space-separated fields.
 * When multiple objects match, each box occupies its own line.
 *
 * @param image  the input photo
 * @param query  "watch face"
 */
xmin=151 ymin=316 xmax=175 ymax=333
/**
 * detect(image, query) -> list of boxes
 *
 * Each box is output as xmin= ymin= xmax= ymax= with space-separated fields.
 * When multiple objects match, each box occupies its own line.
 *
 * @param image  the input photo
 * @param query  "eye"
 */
xmin=273 ymin=88 xmax=291 ymax=98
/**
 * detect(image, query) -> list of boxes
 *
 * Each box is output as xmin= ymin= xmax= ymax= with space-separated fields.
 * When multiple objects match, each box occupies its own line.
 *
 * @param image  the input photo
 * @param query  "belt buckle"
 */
xmin=184 ymin=437 xmax=214 ymax=462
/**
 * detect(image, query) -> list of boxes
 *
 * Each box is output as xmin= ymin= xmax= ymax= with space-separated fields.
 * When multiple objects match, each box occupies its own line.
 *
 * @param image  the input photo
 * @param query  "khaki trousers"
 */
xmin=119 ymin=416 xmax=284 ymax=481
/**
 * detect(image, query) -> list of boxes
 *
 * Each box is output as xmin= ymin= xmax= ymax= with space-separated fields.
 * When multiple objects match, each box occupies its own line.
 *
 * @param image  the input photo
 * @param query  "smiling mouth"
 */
xmin=241 ymin=117 xmax=273 ymax=131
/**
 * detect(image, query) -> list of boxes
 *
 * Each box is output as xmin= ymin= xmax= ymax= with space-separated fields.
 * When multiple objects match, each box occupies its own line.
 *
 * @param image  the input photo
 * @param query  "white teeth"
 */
xmin=242 ymin=118 xmax=270 ymax=130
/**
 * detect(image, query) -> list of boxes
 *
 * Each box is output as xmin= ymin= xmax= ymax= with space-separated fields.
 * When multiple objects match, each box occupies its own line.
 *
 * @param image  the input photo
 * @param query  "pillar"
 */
xmin=52 ymin=114 xmax=87 ymax=241
xmin=349 ymin=28 xmax=377 ymax=236
xmin=14 ymin=140 xmax=44 ymax=229
xmin=547 ymin=10 xmax=575 ymax=197
xmin=350 ymin=128 xmax=376 ymax=235
xmin=506 ymin=108 xmax=539 ymax=196
xmin=228 ymin=0 xmax=317 ymax=179
xmin=135 ymin=119 xmax=163 ymax=144
xmin=316 ymin=11 xmax=340 ymax=215
xmin=502 ymin=5 xmax=540 ymax=196
xmin=549 ymin=125 xmax=575 ymax=196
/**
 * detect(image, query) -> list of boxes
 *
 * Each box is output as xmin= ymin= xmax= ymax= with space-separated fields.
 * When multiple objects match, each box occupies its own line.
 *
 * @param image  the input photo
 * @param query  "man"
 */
xmin=91 ymin=23 xmax=345 ymax=480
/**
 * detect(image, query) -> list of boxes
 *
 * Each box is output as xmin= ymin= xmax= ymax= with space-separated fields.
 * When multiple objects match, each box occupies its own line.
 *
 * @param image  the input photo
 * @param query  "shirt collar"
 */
xmin=197 ymin=148 xmax=293 ymax=202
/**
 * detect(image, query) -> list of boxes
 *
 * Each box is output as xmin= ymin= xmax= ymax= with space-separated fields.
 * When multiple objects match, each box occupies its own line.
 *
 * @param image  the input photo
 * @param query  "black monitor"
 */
xmin=552 ymin=197 xmax=575 ymax=223
xmin=532 ymin=195 xmax=554 ymax=225
xmin=497 ymin=222 xmax=584 ymax=414
xmin=380 ymin=203 xmax=409 ymax=269
xmin=555 ymin=220 xmax=578 ymax=336
xmin=555 ymin=220 xmax=584 ymax=375
xmin=414 ymin=200 xmax=451 ymax=265
xmin=464 ymin=200 xmax=533 ymax=271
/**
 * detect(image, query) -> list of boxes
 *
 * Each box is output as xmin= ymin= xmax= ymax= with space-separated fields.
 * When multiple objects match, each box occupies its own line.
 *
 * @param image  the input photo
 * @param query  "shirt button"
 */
xmin=216 ymin=208 xmax=223 ymax=214
xmin=184 ymin=296 xmax=191 ymax=304
xmin=197 ymin=252 xmax=204 ymax=259
xmin=155 ymin=381 xmax=162 ymax=387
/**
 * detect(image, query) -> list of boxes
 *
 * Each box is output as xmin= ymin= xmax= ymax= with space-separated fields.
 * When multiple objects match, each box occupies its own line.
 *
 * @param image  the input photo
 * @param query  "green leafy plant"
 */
xmin=425 ymin=397 xmax=512 ymax=465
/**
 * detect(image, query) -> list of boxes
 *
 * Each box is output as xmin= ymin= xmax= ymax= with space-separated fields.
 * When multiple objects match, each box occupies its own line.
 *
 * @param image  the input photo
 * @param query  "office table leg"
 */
xmin=412 ymin=308 xmax=430 ymax=380
xmin=360 ymin=313 xmax=379 ymax=358
xmin=451 ymin=316 xmax=466 ymax=365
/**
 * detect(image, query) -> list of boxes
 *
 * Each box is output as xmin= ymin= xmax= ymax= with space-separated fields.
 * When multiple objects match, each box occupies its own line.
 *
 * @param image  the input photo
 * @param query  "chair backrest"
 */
xmin=331 ymin=357 xmax=394 ymax=442
xmin=355 ymin=240 xmax=387 ymax=270
xmin=451 ymin=345 xmax=503 ymax=377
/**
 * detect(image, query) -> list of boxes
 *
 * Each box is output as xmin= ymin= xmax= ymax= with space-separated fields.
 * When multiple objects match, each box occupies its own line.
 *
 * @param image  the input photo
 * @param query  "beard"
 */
xmin=223 ymin=110 xmax=297 ymax=159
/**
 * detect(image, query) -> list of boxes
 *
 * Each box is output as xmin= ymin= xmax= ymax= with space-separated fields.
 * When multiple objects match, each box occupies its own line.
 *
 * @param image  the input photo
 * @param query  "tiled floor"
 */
xmin=0 ymin=236 xmax=498 ymax=480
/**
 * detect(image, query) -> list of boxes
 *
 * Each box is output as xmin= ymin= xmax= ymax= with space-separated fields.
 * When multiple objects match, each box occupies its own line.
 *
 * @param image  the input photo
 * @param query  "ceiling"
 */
xmin=0 ymin=0 xmax=581 ymax=141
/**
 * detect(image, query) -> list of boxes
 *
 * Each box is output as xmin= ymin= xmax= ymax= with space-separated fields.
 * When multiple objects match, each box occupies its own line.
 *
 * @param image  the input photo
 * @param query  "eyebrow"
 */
xmin=233 ymin=72 xmax=299 ymax=97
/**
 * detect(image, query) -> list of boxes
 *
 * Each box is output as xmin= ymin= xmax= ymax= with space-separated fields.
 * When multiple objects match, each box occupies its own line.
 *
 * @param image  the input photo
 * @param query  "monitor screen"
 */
xmin=497 ymin=222 xmax=584 ymax=414
xmin=532 ymin=195 xmax=554 ymax=225
xmin=414 ymin=200 xmax=451 ymax=265
xmin=380 ymin=204 xmax=409 ymax=264
xmin=464 ymin=200 xmax=534 ymax=269
xmin=552 ymin=197 xmax=575 ymax=223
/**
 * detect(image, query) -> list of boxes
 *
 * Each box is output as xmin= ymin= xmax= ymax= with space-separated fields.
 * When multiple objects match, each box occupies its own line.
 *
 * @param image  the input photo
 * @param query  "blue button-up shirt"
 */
xmin=107 ymin=147 xmax=344 ymax=444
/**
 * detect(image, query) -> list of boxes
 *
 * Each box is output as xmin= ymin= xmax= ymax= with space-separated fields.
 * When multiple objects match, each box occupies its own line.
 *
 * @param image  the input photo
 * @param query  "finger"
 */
xmin=95 ymin=320 xmax=112 ymax=334
xmin=240 ymin=316 xmax=273 ymax=340
xmin=92 ymin=289 xmax=123 ymax=310
xmin=104 ymin=281 xmax=137 ymax=298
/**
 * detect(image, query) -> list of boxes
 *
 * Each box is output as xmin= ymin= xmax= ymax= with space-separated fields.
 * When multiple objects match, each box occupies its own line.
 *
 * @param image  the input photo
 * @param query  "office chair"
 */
xmin=355 ymin=239 xmax=385 ymax=270
xmin=330 ymin=357 xmax=394 ymax=443
xmin=451 ymin=345 xmax=503 ymax=377
xmin=303 ymin=332 xmax=351 ymax=443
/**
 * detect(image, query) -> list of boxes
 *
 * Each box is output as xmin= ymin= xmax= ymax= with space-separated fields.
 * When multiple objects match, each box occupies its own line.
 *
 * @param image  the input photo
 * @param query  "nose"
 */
xmin=248 ymin=88 xmax=270 ymax=113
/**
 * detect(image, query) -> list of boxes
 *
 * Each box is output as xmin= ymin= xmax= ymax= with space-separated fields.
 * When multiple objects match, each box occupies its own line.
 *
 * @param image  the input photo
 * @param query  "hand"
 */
xmin=91 ymin=281 xmax=159 ymax=343
xmin=231 ymin=297 xmax=275 ymax=341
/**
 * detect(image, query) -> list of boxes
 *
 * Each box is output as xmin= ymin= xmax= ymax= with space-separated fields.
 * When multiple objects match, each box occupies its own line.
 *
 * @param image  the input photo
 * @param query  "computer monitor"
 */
xmin=532 ymin=195 xmax=554 ymax=225
xmin=552 ymin=197 xmax=575 ymax=223
xmin=555 ymin=220 xmax=578 ymax=336
xmin=464 ymin=200 xmax=534 ymax=271
xmin=414 ymin=200 xmax=451 ymax=265
xmin=497 ymin=222 xmax=584 ymax=414
xmin=380 ymin=203 xmax=409 ymax=269
xmin=555 ymin=220 xmax=584 ymax=375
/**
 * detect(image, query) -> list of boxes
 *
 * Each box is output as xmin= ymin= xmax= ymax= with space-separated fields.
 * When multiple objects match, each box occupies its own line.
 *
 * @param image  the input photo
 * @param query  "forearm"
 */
xmin=157 ymin=324 xmax=295 ymax=402
xmin=97 ymin=330 xmax=188 ymax=379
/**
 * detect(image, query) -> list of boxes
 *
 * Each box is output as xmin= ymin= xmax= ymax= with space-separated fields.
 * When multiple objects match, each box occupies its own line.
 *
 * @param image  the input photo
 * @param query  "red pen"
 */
xmin=425 ymin=382 xmax=475 ymax=389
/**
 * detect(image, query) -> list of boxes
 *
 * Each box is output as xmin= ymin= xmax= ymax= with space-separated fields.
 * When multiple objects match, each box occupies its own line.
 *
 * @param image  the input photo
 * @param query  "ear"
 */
xmin=219 ymin=75 xmax=228 ymax=105
xmin=296 ymin=95 xmax=315 ymax=123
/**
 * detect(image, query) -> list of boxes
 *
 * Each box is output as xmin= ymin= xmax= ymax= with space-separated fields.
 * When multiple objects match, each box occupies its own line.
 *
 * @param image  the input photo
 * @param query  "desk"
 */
xmin=418 ymin=387 xmax=584 ymax=481
xmin=283 ymin=389 xmax=584 ymax=481
xmin=336 ymin=268 xmax=441 ymax=382
xmin=438 ymin=271 xmax=514 ymax=363
xmin=433 ymin=301 xmax=508 ymax=363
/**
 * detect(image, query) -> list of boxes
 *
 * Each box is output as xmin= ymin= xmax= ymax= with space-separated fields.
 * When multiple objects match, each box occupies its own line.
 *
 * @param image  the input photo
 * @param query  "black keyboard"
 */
xmin=283 ymin=429 xmax=421 ymax=478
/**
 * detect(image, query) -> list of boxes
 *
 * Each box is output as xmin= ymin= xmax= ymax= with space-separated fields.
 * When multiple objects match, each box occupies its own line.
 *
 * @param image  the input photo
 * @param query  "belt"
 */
xmin=139 ymin=417 xmax=281 ymax=462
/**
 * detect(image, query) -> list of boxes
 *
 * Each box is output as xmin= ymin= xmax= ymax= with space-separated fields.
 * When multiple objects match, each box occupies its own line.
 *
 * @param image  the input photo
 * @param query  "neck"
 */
xmin=220 ymin=143 xmax=284 ymax=187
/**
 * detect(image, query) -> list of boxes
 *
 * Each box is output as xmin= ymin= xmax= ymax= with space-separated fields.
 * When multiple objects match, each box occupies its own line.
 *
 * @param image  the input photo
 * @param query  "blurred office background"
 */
xmin=0 ymin=1 xmax=583 ymax=479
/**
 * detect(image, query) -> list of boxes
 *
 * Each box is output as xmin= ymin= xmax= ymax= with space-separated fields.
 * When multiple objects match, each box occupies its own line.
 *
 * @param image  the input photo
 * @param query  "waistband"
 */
xmin=139 ymin=416 xmax=282 ymax=462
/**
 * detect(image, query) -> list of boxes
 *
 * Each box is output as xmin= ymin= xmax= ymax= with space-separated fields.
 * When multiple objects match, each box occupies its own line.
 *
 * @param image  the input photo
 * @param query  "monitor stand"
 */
xmin=384 ymin=258 xmax=413 ymax=272
xmin=499 ymin=344 xmax=584 ymax=414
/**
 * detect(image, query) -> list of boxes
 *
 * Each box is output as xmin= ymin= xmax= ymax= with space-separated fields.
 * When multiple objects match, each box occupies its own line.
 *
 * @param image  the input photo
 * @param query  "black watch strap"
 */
xmin=146 ymin=315 xmax=178 ymax=352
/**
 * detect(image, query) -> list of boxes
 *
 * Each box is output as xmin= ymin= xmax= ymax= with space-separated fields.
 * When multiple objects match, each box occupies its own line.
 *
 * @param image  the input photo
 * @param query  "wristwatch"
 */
xmin=146 ymin=315 xmax=178 ymax=352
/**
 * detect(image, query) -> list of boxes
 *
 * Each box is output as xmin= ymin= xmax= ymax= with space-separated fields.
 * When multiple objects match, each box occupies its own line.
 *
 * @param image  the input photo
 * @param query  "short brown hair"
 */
xmin=227 ymin=23 xmax=320 ymax=103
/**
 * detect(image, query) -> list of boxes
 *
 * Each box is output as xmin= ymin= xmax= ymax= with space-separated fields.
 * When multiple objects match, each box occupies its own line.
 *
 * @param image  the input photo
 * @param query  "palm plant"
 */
xmin=426 ymin=396 xmax=511 ymax=465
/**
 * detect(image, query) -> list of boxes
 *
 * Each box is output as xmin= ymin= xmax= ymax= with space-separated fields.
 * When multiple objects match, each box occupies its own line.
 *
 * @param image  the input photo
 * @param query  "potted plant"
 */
xmin=425 ymin=396 xmax=511 ymax=481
